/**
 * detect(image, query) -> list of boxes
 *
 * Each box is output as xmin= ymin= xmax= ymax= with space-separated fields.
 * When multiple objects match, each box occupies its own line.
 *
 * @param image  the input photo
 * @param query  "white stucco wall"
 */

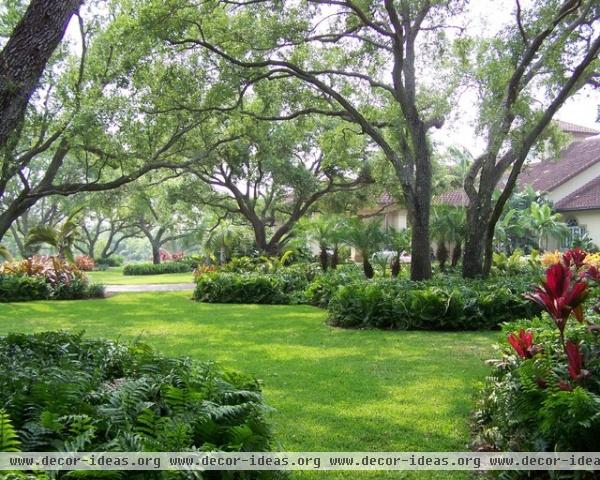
xmin=561 ymin=209 xmax=600 ymax=246
xmin=548 ymin=162 xmax=600 ymax=202
xmin=383 ymin=209 xmax=408 ymax=230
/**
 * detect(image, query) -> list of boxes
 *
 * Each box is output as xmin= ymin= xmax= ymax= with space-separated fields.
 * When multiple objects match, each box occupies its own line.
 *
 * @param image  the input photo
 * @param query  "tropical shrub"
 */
xmin=95 ymin=255 xmax=124 ymax=268
xmin=304 ymin=264 xmax=363 ymax=308
xmin=0 ymin=275 xmax=49 ymax=302
xmin=221 ymin=256 xmax=269 ymax=273
xmin=195 ymin=272 xmax=289 ymax=304
xmin=473 ymin=249 xmax=600 ymax=459
xmin=193 ymin=264 xmax=218 ymax=280
xmin=0 ymin=256 xmax=83 ymax=285
xmin=0 ymin=332 xmax=280 ymax=479
xmin=0 ymin=257 xmax=104 ymax=302
xmin=194 ymin=264 xmax=319 ymax=305
xmin=123 ymin=261 xmax=193 ymax=275
xmin=327 ymin=275 xmax=540 ymax=330
xmin=540 ymin=250 xmax=562 ymax=267
xmin=74 ymin=255 xmax=95 ymax=271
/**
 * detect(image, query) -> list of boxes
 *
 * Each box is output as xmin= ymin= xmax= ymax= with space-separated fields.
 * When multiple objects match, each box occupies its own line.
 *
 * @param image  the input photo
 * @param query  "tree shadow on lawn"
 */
xmin=0 ymin=293 xmax=495 ymax=457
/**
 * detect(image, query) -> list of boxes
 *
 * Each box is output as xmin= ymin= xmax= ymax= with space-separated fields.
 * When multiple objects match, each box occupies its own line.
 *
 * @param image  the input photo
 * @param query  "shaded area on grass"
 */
xmin=0 ymin=292 xmax=497 ymax=479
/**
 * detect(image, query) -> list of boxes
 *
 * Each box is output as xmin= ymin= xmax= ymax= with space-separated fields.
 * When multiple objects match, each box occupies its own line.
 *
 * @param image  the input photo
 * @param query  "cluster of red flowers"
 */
xmin=508 ymin=248 xmax=597 ymax=390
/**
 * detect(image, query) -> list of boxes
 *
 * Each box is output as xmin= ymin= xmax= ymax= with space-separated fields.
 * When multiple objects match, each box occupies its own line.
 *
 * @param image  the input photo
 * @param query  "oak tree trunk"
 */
xmin=0 ymin=0 xmax=82 ymax=149
xmin=462 ymin=199 xmax=493 ymax=278
xmin=151 ymin=242 xmax=161 ymax=264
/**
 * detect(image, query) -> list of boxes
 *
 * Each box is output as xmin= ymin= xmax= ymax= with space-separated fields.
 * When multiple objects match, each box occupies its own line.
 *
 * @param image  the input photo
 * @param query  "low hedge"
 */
xmin=95 ymin=255 xmax=124 ymax=268
xmin=0 ymin=331 xmax=281 ymax=479
xmin=194 ymin=265 xmax=319 ymax=305
xmin=326 ymin=276 xmax=540 ymax=330
xmin=0 ymin=274 xmax=105 ymax=302
xmin=0 ymin=274 xmax=49 ymax=302
xmin=123 ymin=261 xmax=193 ymax=276
xmin=194 ymin=272 xmax=293 ymax=304
xmin=194 ymin=265 xmax=539 ymax=330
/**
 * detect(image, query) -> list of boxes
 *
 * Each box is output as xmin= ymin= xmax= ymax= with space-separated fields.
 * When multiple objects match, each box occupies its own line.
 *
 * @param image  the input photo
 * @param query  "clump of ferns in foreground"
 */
xmin=473 ymin=248 xmax=600 ymax=459
xmin=0 ymin=331 xmax=282 ymax=480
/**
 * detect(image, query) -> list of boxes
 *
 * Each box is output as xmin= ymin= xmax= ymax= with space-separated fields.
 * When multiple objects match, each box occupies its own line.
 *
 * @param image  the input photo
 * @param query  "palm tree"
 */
xmin=386 ymin=227 xmax=411 ymax=277
xmin=302 ymin=217 xmax=333 ymax=271
xmin=301 ymin=216 xmax=345 ymax=271
xmin=493 ymin=208 xmax=529 ymax=253
xmin=25 ymin=210 xmax=82 ymax=261
xmin=204 ymin=221 xmax=242 ymax=264
xmin=342 ymin=218 xmax=385 ymax=279
xmin=528 ymin=203 xmax=569 ymax=251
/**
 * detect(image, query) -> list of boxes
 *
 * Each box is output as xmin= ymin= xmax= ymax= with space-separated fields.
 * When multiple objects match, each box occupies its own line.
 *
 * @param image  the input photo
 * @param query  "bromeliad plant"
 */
xmin=473 ymin=248 xmax=600 ymax=456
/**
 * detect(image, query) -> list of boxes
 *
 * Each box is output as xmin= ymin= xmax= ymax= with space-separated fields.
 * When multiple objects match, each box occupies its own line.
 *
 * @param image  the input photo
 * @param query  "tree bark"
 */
xmin=151 ymin=242 xmax=161 ymax=264
xmin=462 ymin=198 xmax=492 ymax=278
xmin=331 ymin=246 xmax=339 ymax=269
xmin=0 ymin=0 xmax=82 ymax=150
xmin=362 ymin=258 xmax=374 ymax=279
xmin=319 ymin=246 xmax=329 ymax=271
xmin=451 ymin=242 xmax=462 ymax=268
xmin=406 ymin=145 xmax=433 ymax=281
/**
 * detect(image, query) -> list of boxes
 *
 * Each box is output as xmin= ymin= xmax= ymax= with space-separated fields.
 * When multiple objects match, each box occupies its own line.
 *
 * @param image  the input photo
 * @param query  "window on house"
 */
xmin=562 ymin=225 xmax=588 ymax=248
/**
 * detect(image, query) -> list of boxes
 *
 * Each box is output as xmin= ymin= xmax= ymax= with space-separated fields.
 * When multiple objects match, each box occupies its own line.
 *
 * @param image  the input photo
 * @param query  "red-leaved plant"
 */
xmin=526 ymin=261 xmax=587 ymax=343
xmin=521 ymin=248 xmax=598 ymax=389
xmin=507 ymin=328 xmax=537 ymax=359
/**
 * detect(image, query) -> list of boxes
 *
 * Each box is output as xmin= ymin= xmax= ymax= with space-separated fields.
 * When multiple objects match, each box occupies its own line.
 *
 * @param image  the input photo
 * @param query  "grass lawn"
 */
xmin=0 ymin=292 xmax=497 ymax=479
xmin=87 ymin=266 xmax=193 ymax=285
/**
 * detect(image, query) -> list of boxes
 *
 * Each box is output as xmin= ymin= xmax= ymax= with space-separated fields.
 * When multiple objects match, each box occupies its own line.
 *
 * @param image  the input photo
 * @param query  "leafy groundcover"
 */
xmin=0 ymin=331 xmax=284 ymax=480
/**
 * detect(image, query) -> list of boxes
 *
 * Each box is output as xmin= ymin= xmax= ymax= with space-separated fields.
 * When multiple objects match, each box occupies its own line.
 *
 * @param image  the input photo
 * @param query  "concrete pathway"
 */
xmin=105 ymin=283 xmax=195 ymax=293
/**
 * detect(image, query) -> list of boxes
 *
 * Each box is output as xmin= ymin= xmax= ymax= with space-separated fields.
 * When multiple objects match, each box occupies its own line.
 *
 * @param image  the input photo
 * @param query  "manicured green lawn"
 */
xmin=0 ymin=292 xmax=497 ymax=479
xmin=87 ymin=266 xmax=193 ymax=285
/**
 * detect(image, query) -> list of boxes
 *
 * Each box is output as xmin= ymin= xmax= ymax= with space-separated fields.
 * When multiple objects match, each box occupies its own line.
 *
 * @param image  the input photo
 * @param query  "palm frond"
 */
xmin=0 ymin=245 xmax=12 ymax=261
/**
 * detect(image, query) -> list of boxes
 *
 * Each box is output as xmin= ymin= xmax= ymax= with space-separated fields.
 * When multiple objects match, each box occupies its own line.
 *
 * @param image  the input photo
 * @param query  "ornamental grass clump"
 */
xmin=473 ymin=249 xmax=600 ymax=457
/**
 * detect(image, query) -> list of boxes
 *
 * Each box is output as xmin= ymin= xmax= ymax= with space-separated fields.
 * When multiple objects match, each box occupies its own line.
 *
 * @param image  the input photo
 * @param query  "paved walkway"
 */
xmin=105 ymin=283 xmax=195 ymax=293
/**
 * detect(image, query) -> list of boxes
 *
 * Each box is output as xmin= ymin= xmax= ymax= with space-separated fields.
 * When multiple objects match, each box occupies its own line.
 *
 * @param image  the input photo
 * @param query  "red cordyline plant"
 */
xmin=562 ymin=247 xmax=587 ymax=270
xmin=526 ymin=261 xmax=587 ymax=344
xmin=507 ymin=329 xmax=537 ymax=359
xmin=565 ymin=340 xmax=589 ymax=383
xmin=519 ymin=248 xmax=598 ymax=389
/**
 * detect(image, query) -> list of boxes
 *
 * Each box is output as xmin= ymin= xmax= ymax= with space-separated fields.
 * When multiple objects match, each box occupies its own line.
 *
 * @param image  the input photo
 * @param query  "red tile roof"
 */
xmin=555 ymin=177 xmax=600 ymax=211
xmin=556 ymin=120 xmax=600 ymax=135
xmin=518 ymin=136 xmax=600 ymax=192
xmin=434 ymin=189 xmax=469 ymax=207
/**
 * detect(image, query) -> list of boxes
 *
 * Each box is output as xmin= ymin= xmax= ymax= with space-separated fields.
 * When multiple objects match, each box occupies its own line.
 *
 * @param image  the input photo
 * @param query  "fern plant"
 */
xmin=0 ymin=409 xmax=21 ymax=452
xmin=0 ymin=331 xmax=282 ymax=479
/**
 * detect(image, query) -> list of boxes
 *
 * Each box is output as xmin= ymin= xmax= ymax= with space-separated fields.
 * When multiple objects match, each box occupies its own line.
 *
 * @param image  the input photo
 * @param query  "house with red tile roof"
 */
xmin=436 ymin=120 xmax=600 ymax=248
xmin=365 ymin=120 xmax=600 ymax=252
